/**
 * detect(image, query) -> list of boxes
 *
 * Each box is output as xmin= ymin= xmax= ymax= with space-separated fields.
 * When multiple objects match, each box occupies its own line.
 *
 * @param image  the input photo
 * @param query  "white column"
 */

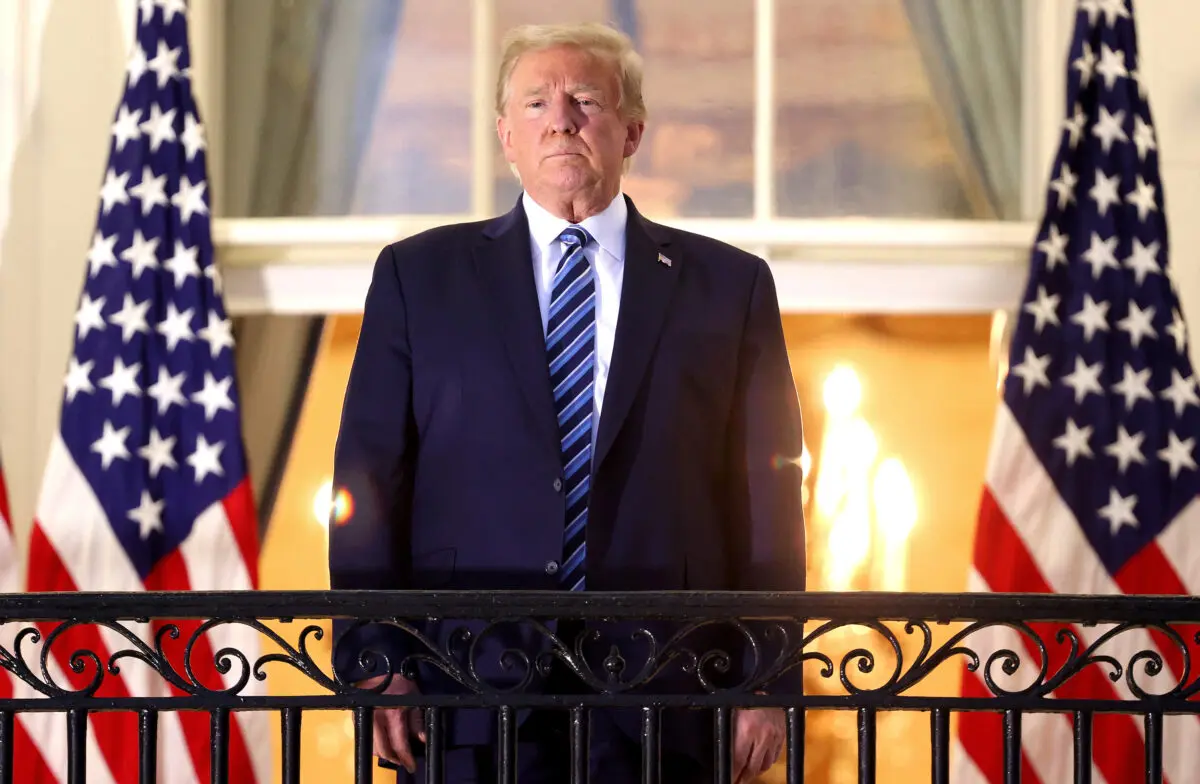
xmin=0 ymin=0 xmax=131 ymax=555
xmin=753 ymin=0 xmax=776 ymax=232
xmin=472 ymin=0 xmax=497 ymax=219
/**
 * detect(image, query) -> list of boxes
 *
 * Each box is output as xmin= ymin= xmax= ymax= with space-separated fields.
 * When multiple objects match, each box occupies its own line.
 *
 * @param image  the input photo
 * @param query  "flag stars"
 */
xmin=120 ymin=230 xmax=160 ymax=280
xmin=159 ymin=0 xmax=188 ymax=24
xmin=91 ymin=421 xmax=132 ymax=470
xmin=99 ymin=168 xmax=130 ymax=215
xmin=138 ymin=428 xmax=178 ymax=479
xmin=1112 ymin=363 xmax=1154 ymax=411
xmin=1071 ymin=294 xmax=1110 ymax=341
xmin=147 ymin=39 xmax=181 ymax=89
xmin=1061 ymin=357 xmax=1104 ymax=404
xmin=1098 ymin=489 xmax=1138 ymax=536
xmin=74 ymin=294 xmax=107 ymax=340
xmin=1079 ymin=0 xmax=1103 ymax=26
xmin=1053 ymin=418 xmax=1094 ymax=466
xmin=1092 ymin=106 xmax=1128 ymax=153
xmin=99 ymin=357 xmax=142 ymax=406
xmin=109 ymin=294 xmax=151 ymax=343
xmin=1049 ymin=164 xmax=1078 ymax=210
xmin=126 ymin=42 xmax=149 ymax=87
xmin=191 ymin=372 xmax=235 ymax=422
xmin=1024 ymin=286 xmax=1061 ymax=333
xmin=1095 ymin=43 xmax=1129 ymax=90
xmin=205 ymin=264 xmax=224 ymax=295
xmin=128 ymin=491 xmax=165 ymax=540
xmin=156 ymin=302 xmax=195 ymax=352
xmin=1081 ymin=232 xmax=1119 ymax=279
xmin=1011 ymin=347 xmax=1051 ymax=395
xmin=139 ymin=104 xmax=177 ymax=153
xmin=1133 ymin=116 xmax=1157 ymax=161
xmin=1167 ymin=310 xmax=1188 ymax=354
xmin=187 ymin=435 xmax=225 ymax=484
xmin=86 ymin=232 xmax=119 ymax=278
xmin=63 ymin=358 xmax=95 ymax=403
xmin=163 ymin=241 xmax=201 ymax=288
xmin=1116 ymin=301 xmax=1157 ymax=348
xmin=1104 ymin=425 xmax=1147 ymax=474
xmin=1123 ymin=239 xmax=1161 ymax=286
xmin=1088 ymin=169 xmax=1121 ymax=216
xmin=1064 ymin=104 xmax=1087 ymax=149
xmin=1158 ymin=432 xmax=1198 ymax=479
xmin=181 ymin=113 xmax=207 ymax=162
xmin=1037 ymin=225 xmax=1070 ymax=270
xmin=1097 ymin=0 xmax=1131 ymax=27
xmin=1131 ymin=69 xmax=1148 ymax=100
xmin=111 ymin=105 xmax=141 ymax=152
xmin=172 ymin=177 xmax=209 ymax=223
xmin=199 ymin=311 xmax=235 ymax=358
xmin=129 ymin=166 xmax=168 ymax=217
xmin=1125 ymin=176 xmax=1158 ymax=223
xmin=1161 ymin=369 xmax=1200 ymax=417
xmin=147 ymin=367 xmax=187 ymax=415
xmin=1073 ymin=41 xmax=1096 ymax=87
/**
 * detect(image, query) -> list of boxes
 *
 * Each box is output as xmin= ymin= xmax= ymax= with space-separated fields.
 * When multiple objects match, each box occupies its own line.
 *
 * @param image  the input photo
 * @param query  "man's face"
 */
xmin=497 ymin=45 xmax=643 ymax=202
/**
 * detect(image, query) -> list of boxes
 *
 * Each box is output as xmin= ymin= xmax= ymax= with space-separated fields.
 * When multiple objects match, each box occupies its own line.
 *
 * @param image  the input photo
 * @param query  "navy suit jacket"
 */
xmin=328 ymin=195 xmax=806 ymax=762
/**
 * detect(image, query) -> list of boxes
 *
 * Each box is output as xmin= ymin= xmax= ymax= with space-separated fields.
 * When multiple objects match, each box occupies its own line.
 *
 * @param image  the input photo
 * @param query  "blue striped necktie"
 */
xmin=546 ymin=226 xmax=595 ymax=591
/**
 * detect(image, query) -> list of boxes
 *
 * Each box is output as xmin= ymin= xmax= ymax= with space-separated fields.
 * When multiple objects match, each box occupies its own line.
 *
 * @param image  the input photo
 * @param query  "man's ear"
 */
xmin=497 ymin=115 xmax=513 ymax=162
xmin=624 ymin=120 xmax=645 ymax=158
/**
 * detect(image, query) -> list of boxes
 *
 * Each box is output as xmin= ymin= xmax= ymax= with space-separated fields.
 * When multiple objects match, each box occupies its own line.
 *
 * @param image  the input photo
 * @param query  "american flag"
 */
xmin=20 ymin=2 xmax=268 ymax=782
xmin=0 ymin=459 xmax=57 ymax=780
xmin=954 ymin=1 xmax=1200 ymax=782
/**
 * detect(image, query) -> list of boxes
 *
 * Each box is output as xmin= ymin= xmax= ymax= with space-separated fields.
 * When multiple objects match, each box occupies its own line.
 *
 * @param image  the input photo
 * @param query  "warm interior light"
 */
xmin=873 ymin=458 xmax=917 ymax=591
xmin=312 ymin=480 xmax=333 ymax=528
xmin=811 ymin=364 xmax=918 ymax=592
xmin=823 ymin=364 xmax=862 ymax=418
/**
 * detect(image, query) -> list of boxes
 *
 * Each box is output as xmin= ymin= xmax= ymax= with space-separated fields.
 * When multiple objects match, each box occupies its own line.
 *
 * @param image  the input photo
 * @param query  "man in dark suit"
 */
xmin=328 ymin=21 xmax=806 ymax=784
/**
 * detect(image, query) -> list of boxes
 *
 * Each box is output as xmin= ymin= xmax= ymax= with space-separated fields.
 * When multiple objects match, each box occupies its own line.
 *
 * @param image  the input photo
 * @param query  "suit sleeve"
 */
xmin=727 ymin=257 xmax=807 ymax=693
xmin=328 ymin=244 xmax=417 ymax=684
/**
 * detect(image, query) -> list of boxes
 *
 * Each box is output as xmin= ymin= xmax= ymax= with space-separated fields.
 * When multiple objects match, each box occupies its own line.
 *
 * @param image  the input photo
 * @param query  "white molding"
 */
xmin=753 ymin=0 xmax=775 ymax=224
xmin=471 ymin=0 xmax=496 ymax=217
xmin=214 ymin=216 xmax=1037 ymax=316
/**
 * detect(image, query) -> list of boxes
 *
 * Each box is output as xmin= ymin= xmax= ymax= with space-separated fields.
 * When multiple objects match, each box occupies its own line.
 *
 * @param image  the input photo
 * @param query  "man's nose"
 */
xmin=548 ymin=97 xmax=579 ymax=134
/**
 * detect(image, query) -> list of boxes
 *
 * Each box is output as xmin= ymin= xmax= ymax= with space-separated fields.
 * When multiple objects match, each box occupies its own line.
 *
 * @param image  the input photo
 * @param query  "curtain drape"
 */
xmin=901 ymin=0 xmax=1023 ymax=220
xmin=224 ymin=0 xmax=404 ymax=532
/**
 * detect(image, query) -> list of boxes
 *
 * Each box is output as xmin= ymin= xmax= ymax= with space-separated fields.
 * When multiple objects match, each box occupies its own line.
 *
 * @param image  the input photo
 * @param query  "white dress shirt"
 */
xmin=523 ymin=190 xmax=627 ymax=428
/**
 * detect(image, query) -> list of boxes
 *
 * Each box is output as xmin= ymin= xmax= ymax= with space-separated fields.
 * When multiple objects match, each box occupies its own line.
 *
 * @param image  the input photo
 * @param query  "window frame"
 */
xmin=195 ymin=0 xmax=1068 ymax=316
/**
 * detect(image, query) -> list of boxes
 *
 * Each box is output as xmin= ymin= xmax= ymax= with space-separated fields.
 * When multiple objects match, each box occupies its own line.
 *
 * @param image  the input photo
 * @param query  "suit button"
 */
xmin=552 ymin=478 xmax=563 ymax=492
xmin=545 ymin=560 xmax=560 ymax=575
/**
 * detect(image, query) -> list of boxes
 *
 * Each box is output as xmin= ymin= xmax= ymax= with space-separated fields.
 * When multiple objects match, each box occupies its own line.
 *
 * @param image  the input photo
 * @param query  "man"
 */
xmin=328 ymin=21 xmax=806 ymax=783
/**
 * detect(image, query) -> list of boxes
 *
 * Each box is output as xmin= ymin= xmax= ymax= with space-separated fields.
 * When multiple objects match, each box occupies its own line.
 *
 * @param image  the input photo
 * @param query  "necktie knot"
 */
xmin=559 ymin=226 xmax=591 ymax=249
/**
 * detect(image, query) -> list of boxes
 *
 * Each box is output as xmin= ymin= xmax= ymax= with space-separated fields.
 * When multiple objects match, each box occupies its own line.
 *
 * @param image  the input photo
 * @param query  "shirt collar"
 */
xmin=522 ymin=191 xmax=628 ymax=260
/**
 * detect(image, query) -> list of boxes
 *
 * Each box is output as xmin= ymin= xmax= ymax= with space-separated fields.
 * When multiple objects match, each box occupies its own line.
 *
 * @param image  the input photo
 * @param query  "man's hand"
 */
xmin=732 ymin=706 xmax=785 ymax=783
xmin=358 ymin=674 xmax=425 ymax=773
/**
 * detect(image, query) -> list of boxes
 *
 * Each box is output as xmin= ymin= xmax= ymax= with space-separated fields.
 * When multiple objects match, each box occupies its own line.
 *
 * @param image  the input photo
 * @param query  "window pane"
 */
xmin=222 ymin=0 xmax=472 ymax=217
xmin=775 ymin=0 xmax=1024 ymax=219
xmin=493 ymin=0 xmax=755 ymax=218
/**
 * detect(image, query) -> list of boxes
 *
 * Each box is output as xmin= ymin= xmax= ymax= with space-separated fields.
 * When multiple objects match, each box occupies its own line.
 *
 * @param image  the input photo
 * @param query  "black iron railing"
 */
xmin=1 ymin=590 xmax=1199 ymax=783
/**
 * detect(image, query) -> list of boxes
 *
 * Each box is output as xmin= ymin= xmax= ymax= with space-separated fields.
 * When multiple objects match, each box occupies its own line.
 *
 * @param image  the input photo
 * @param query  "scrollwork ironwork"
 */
xmin=0 ymin=592 xmax=1197 ymax=713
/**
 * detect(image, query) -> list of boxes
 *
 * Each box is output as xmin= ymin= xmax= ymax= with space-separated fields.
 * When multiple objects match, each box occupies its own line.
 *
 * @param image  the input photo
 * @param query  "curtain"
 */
xmin=224 ymin=0 xmax=403 ymax=531
xmin=901 ymin=0 xmax=1023 ymax=220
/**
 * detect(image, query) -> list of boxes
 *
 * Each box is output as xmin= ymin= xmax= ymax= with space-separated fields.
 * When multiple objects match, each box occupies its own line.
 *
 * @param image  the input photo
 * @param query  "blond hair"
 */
xmin=494 ymin=22 xmax=647 ymax=124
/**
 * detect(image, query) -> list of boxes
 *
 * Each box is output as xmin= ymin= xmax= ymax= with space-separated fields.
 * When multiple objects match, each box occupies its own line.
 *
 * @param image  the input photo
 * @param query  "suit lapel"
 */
xmin=594 ymin=199 xmax=679 ymax=470
xmin=473 ymin=202 xmax=559 ymax=450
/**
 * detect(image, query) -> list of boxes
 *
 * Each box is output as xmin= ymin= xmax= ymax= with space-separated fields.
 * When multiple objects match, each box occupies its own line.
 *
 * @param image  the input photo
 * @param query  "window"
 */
xmin=220 ymin=0 xmax=1025 ymax=221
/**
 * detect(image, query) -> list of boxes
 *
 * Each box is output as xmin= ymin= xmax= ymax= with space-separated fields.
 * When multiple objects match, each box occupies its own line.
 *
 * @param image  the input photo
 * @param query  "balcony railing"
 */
xmin=0 ymin=590 xmax=1197 ymax=783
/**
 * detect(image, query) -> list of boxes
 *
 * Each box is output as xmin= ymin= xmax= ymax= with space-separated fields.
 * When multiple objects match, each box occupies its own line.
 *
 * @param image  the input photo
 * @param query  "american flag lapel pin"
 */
xmin=657 ymin=252 xmax=672 ymax=268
